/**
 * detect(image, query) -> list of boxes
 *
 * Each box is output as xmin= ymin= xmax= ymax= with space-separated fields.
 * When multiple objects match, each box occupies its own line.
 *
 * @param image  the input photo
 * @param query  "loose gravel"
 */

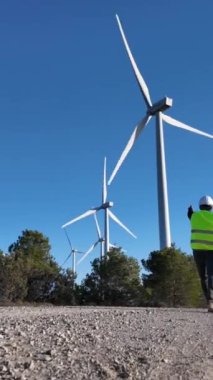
xmin=0 ymin=306 xmax=212 ymax=379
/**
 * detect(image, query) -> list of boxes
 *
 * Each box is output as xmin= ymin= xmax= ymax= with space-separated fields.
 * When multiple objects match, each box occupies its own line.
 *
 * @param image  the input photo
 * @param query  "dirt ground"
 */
xmin=0 ymin=306 xmax=212 ymax=379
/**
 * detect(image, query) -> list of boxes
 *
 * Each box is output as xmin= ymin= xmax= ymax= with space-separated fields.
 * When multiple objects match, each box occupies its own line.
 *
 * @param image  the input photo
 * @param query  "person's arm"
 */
xmin=187 ymin=205 xmax=194 ymax=220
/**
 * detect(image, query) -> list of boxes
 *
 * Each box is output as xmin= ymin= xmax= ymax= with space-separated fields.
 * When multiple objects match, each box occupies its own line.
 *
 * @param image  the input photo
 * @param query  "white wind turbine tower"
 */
xmin=62 ymin=157 xmax=136 ymax=258
xmin=108 ymin=15 xmax=213 ymax=249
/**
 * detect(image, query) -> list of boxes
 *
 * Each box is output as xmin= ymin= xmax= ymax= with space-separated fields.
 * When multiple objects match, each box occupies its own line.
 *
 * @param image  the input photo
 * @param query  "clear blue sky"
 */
xmin=0 ymin=1 xmax=212 ymax=283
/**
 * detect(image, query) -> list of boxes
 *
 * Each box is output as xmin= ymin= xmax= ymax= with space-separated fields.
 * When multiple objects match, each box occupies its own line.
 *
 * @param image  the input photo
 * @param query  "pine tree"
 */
xmin=141 ymin=246 xmax=203 ymax=307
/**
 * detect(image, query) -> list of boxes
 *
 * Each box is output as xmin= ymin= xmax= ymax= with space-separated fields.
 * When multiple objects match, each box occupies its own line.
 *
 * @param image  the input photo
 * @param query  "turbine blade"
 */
xmin=102 ymin=157 xmax=107 ymax=203
xmin=77 ymin=241 xmax=100 ymax=265
xmin=62 ymin=209 xmax=96 ymax=229
xmin=162 ymin=114 xmax=213 ymax=139
xmin=116 ymin=14 xmax=152 ymax=108
xmin=61 ymin=253 xmax=72 ymax=267
xmin=94 ymin=213 xmax=101 ymax=239
xmin=108 ymin=209 xmax=137 ymax=239
xmin=108 ymin=114 xmax=151 ymax=185
xmin=64 ymin=229 xmax=73 ymax=251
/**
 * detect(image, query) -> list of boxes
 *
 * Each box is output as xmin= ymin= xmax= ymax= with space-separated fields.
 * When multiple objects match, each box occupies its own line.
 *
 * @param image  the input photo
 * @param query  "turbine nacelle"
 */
xmin=148 ymin=97 xmax=173 ymax=115
xmin=101 ymin=201 xmax=114 ymax=209
xmin=94 ymin=201 xmax=114 ymax=212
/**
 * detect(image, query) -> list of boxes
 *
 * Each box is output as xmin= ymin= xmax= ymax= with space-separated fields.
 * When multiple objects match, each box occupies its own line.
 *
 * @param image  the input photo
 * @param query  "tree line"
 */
xmin=0 ymin=229 xmax=204 ymax=307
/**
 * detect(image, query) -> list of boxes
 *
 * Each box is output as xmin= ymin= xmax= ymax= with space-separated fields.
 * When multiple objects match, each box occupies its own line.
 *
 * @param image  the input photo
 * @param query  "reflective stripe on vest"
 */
xmin=191 ymin=229 xmax=213 ymax=235
xmin=191 ymin=240 xmax=213 ymax=246
xmin=190 ymin=211 xmax=213 ymax=250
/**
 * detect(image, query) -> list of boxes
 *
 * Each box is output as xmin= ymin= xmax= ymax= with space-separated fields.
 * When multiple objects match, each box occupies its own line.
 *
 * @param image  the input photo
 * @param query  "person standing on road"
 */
xmin=188 ymin=195 xmax=213 ymax=312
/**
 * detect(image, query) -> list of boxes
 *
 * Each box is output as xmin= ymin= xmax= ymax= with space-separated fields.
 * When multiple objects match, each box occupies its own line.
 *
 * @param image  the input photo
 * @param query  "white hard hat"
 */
xmin=199 ymin=195 xmax=213 ymax=207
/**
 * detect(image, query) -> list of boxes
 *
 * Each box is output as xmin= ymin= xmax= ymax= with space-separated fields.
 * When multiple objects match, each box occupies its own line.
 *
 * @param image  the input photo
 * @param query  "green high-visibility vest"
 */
xmin=190 ymin=210 xmax=213 ymax=250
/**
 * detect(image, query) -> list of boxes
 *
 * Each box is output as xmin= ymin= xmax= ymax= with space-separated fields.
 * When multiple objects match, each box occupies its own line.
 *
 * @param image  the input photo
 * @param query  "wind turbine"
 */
xmin=76 ymin=213 xmax=104 ymax=265
xmin=77 ymin=213 xmax=120 ymax=265
xmin=63 ymin=229 xmax=85 ymax=274
xmin=108 ymin=15 xmax=213 ymax=249
xmin=62 ymin=157 xmax=137 ymax=258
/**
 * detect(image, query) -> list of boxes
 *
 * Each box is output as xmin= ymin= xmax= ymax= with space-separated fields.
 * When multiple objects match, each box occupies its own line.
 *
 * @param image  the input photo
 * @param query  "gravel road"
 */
xmin=0 ymin=306 xmax=212 ymax=379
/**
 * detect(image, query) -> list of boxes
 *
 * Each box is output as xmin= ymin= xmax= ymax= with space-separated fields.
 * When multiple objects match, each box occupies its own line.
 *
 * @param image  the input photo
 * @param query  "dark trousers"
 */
xmin=193 ymin=250 xmax=213 ymax=301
